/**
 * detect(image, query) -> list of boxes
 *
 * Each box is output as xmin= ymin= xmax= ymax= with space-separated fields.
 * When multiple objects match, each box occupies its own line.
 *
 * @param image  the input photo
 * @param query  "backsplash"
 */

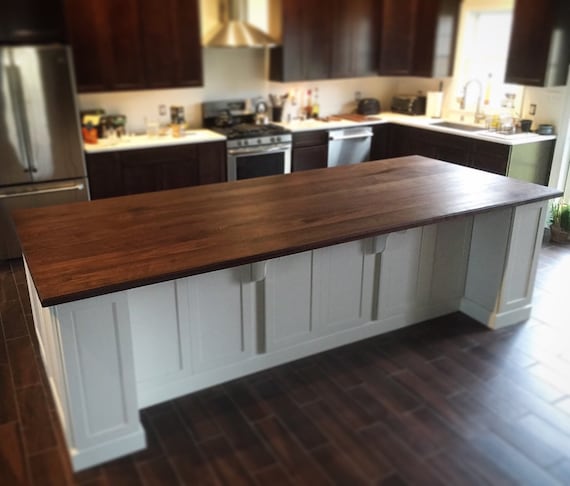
xmin=78 ymin=48 xmax=567 ymax=134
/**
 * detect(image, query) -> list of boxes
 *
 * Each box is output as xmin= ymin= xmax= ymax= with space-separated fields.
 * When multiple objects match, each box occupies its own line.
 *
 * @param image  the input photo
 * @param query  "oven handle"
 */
xmin=228 ymin=144 xmax=291 ymax=156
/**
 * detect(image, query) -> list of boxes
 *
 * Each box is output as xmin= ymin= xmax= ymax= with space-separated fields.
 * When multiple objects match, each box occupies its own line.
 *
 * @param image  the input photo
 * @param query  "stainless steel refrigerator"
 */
xmin=0 ymin=44 xmax=88 ymax=260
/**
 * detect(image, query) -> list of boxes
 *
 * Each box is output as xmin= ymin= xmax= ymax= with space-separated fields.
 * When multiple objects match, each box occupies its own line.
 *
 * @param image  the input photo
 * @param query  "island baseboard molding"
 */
xmin=24 ymin=200 xmax=546 ymax=471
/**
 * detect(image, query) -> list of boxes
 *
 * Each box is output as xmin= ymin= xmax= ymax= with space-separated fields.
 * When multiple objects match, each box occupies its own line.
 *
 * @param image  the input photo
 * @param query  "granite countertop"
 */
xmin=14 ymin=156 xmax=561 ymax=307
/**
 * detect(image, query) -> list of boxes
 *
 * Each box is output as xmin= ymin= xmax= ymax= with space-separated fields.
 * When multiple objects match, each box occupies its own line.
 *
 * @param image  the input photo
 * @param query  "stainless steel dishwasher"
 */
xmin=327 ymin=126 xmax=373 ymax=167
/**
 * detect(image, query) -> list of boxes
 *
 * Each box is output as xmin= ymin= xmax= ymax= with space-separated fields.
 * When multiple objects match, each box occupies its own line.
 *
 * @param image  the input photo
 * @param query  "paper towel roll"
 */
xmin=426 ymin=91 xmax=443 ymax=118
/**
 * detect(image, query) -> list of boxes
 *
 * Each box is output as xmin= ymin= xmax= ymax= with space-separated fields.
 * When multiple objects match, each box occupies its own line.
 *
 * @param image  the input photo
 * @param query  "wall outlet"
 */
xmin=158 ymin=104 xmax=167 ymax=116
xmin=529 ymin=103 xmax=537 ymax=115
xmin=354 ymin=91 xmax=362 ymax=102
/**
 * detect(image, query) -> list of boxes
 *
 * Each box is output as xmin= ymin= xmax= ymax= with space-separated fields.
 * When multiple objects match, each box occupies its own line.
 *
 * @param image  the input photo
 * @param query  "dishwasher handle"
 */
xmin=329 ymin=133 xmax=374 ymax=141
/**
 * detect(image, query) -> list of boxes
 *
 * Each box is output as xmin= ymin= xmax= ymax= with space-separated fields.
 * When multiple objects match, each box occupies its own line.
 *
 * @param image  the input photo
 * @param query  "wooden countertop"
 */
xmin=14 ymin=156 xmax=561 ymax=307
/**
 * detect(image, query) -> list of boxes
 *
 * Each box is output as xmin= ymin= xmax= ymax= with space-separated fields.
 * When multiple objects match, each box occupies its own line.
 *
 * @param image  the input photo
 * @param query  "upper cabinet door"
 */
xmin=138 ymin=0 xmax=203 ymax=88
xmin=331 ymin=0 xmax=378 ymax=78
xmin=378 ymin=0 xmax=458 ymax=78
xmin=64 ymin=0 xmax=203 ymax=92
xmin=378 ymin=0 xmax=418 ymax=75
xmin=64 ymin=0 xmax=145 ymax=92
xmin=505 ymin=0 xmax=570 ymax=87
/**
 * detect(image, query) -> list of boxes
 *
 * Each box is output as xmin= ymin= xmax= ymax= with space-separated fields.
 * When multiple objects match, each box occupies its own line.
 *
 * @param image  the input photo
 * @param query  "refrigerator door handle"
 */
xmin=0 ymin=183 xmax=85 ymax=199
xmin=6 ymin=56 xmax=34 ymax=174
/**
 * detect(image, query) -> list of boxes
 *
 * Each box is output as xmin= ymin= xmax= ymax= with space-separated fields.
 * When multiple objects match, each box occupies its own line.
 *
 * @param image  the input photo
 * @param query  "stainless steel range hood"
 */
xmin=203 ymin=0 xmax=277 ymax=48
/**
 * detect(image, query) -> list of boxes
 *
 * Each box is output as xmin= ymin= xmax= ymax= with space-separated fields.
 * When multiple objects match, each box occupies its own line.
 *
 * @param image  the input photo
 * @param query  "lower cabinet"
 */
xmin=86 ymin=141 xmax=226 ymax=199
xmin=265 ymin=240 xmax=376 ymax=352
xmin=384 ymin=124 xmax=554 ymax=183
xmin=292 ymin=130 xmax=329 ymax=172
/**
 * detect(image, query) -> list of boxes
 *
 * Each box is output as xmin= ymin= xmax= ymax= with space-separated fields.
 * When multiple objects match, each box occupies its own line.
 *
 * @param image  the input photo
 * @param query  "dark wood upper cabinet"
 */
xmin=138 ymin=0 xmax=203 ymax=89
xmin=0 ymin=0 xmax=67 ymax=43
xmin=270 ymin=0 xmax=331 ymax=81
xmin=505 ymin=0 xmax=570 ymax=86
xmin=270 ymin=0 xmax=377 ymax=81
xmin=378 ymin=0 xmax=459 ymax=77
xmin=64 ymin=0 xmax=203 ymax=92
xmin=331 ymin=0 xmax=378 ymax=78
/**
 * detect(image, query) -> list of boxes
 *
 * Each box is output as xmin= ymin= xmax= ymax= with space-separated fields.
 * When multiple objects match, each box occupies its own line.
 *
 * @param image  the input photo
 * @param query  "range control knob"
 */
xmin=276 ymin=136 xmax=281 ymax=142
xmin=237 ymin=140 xmax=242 ymax=147
xmin=258 ymin=138 xmax=262 ymax=145
xmin=270 ymin=137 xmax=275 ymax=143
xmin=244 ymin=140 xmax=249 ymax=146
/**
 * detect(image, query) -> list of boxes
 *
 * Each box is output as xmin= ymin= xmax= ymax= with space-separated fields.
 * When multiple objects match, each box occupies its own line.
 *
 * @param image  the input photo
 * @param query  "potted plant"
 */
xmin=550 ymin=199 xmax=570 ymax=243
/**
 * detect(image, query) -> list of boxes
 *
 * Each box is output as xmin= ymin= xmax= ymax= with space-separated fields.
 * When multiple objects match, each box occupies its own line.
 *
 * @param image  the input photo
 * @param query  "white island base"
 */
xmin=25 ymin=201 xmax=546 ymax=471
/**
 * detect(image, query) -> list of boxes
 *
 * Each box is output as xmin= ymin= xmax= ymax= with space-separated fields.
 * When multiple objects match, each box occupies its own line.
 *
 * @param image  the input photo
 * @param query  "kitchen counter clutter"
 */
xmin=83 ymin=128 xmax=226 ymax=153
xmin=281 ymin=112 xmax=557 ymax=146
xmin=14 ymin=157 xmax=561 ymax=471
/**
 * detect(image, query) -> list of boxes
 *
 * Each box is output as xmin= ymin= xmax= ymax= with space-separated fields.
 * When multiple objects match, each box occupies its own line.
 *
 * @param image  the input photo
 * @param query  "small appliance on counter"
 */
xmin=356 ymin=98 xmax=381 ymax=115
xmin=391 ymin=94 xmax=427 ymax=115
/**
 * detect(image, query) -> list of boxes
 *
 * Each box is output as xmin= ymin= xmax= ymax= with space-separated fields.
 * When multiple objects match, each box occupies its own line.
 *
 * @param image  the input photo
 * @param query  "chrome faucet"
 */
xmin=458 ymin=79 xmax=485 ymax=124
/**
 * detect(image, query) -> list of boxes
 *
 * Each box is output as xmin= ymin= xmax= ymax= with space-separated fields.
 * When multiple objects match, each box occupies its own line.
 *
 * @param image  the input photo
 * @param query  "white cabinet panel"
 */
xmin=129 ymin=281 xmax=191 ymax=384
xmin=265 ymin=251 xmax=313 ymax=351
xmin=313 ymin=240 xmax=375 ymax=333
xmin=377 ymin=228 xmax=423 ymax=319
xmin=186 ymin=266 xmax=254 ymax=372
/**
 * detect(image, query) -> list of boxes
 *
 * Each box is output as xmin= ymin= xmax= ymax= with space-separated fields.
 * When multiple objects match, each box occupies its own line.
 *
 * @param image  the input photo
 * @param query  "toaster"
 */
xmin=391 ymin=95 xmax=427 ymax=115
xmin=357 ymin=98 xmax=381 ymax=115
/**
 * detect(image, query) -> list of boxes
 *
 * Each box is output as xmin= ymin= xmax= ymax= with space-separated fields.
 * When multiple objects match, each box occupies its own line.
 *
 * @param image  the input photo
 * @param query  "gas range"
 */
xmin=202 ymin=99 xmax=291 ymax=149
xmin=202 ymin=98 xmax=292 ymax=181
xmin=212 ymin=123 xmax=292 ymax=149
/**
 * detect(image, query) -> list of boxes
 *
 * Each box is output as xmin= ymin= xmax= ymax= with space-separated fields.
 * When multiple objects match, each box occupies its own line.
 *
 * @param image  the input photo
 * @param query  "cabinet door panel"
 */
xmin=64 ymin=0 xmax=144 ymax=92
xmin=138 ymin=0 xmax=202 ymax=88
xmin=265 ymin=252 xmax=313 ymax=351
xmin=302 ymin=0 xmax=331 ymax=80
xmin=187 ymin=267 xmax=254 ymax=372
xmin=292 ymin=145 xmax=328 ymax=172
xmin=86 ymin=152 xmax=122 ymax=200
xmin=313 ymin=240 xmax=375 ymax=333
xmin=377 ymin=228 xmax=423 ymax=320
xmin=331 ymin=0 xmax=377 ymax=78
xmin=505 ymin=0 xmax=554 ymax=86
xmin=378 ymin=0 xmax=417 ymax=75
xmin=198 ymin=141 xmax=226 ymax=184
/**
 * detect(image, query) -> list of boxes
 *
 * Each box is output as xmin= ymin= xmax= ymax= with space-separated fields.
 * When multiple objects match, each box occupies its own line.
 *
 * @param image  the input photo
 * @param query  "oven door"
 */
xmin=227 ymin=143 xmax=292 ymax=181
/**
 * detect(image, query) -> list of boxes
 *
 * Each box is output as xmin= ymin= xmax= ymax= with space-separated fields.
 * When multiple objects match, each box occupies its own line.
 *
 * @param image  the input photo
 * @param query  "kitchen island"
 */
xmin=13 ymin=156 xmax=561 ymax=471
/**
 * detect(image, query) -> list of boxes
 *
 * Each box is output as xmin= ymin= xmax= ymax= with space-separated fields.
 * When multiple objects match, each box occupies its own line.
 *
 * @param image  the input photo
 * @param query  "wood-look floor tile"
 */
xmin=0 ymin=422 xmax=28 ymax=485
xmin=249 ymin=376 xmax=328 ymax=451
xmin=17 ymin=384 xmax=57 ymax=454
xmin=6 ymin=336 xmax=40 ymax=388
xmin=0 ymin=271 xmax=18 ymax=305
xmin=200 ymin=435 xmax=256 ymax=486
xmin=17 ymin=283 xmax=33 ymax=316
xmin=359 ymin=423 xmax=445 ymax=484
xmin=101 ymin=457 xmax=143 ymax=486
xmin=136 ymin=456 xmax=179 ymax=486
xmin=295 ymin=364 xmax=374 ymax=429
xmin=0 ymin=364 xmax=18 ymax=424
xmin=28 ymin=448 xmax=72 ymax=486
xmin=254 ymin=417 xmax=332 ymax=485
xmin=1 ymin=300 xmax=29 ymax=340
xmin=303 ymin=399 xmax=393 ymax=481
xmin=175 ymin=393 xmax=223 ymax=443
xmin=271 ymin=365 xmax=320 ymax=406
xmin=200 ymin=390 xmax=276 ymax=471
xmin=223 ymin=381 xmax=272 ymax=423
xmin=471 ymin=432 xmax=560 ymax=485
xmin=253 ymin=464 xmax=291 ymax=485
xmin=310 ymin=444 xmax=369 ymax=485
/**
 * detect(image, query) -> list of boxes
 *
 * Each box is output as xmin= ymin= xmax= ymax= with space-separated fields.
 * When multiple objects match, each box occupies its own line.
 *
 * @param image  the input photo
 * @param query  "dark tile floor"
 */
xmin=1 ymin=241 xmax=570 ymax=485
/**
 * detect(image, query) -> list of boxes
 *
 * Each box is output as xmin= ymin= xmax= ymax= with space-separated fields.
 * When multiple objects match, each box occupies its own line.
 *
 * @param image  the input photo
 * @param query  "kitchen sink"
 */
xmin=431 ymin=121 xmax=484 ymax=132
